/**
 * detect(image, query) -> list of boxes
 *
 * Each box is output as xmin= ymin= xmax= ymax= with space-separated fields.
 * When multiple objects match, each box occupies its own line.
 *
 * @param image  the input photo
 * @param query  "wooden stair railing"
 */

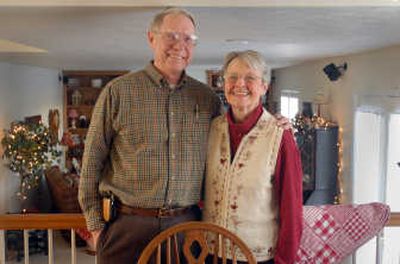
xmin=0 ymin=212 xmax=399 ymax=264
xmin=0 ymin=213 xmax=89 ymax=264
xmin=387 ymin=212 xmax=400 ymax=226
xmin=0 ymin=213 xmax=86 ymax=230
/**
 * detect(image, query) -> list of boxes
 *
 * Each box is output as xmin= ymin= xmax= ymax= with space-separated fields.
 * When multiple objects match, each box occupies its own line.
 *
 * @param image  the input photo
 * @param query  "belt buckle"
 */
xmin=157 ymin=207 xmax=170 ymax=218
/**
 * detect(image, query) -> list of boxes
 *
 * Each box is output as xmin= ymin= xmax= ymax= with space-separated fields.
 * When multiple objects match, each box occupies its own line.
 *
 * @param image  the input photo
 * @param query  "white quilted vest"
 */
xmin=203 ymin=110 xmax=283 ymax=262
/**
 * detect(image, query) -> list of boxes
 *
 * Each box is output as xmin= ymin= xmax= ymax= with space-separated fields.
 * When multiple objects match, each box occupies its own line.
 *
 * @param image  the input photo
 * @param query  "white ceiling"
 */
xmin=1 ymin=2 xmax=400 ymax=70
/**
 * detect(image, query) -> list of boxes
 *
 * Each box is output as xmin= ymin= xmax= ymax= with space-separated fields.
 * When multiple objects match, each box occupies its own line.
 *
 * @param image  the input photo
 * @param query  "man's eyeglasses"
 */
xmin=155 ymin=31 xmax=198 ymax=46
xmin=224 ymin=73 xmax=262 ymax=84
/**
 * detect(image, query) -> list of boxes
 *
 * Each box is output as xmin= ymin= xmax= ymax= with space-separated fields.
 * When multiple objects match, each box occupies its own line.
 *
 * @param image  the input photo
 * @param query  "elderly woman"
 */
xmin=203 ymin=50 xmax=303 ymax=264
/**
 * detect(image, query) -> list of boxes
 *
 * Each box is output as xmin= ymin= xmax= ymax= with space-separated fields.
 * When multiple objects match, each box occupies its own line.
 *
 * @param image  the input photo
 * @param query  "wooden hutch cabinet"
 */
xmin=62 ymin=70 xmax=128 ymax=171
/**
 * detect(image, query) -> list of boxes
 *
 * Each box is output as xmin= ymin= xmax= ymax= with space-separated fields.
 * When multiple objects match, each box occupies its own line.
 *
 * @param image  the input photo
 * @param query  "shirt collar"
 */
xmin=145 ymin=62 xmax=188 ymax=90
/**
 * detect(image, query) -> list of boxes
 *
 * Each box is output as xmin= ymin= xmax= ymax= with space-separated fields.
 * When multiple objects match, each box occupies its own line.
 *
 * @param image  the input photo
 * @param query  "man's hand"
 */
xmin=275 ymin=113 xmax=293 ymax=130
xmin=90 ymin=229 xmax=103 ymax=250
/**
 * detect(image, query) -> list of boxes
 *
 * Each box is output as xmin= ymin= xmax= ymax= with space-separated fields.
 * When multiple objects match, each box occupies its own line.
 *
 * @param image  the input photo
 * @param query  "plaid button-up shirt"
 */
xmin=78 ymin=63 xmax=221 ymax=231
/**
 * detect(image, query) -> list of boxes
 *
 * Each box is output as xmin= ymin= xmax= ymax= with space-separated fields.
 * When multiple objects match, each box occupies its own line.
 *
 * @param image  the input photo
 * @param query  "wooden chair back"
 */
xmin=137 ymin=221 xmax=256 ymax=264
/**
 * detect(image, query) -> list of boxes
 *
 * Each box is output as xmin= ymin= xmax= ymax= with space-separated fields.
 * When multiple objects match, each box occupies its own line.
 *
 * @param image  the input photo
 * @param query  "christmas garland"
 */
xmin=1 ymin=121 xmax=61 ymax=200
xmin=293 ymin=114 xmax=332 ymax=135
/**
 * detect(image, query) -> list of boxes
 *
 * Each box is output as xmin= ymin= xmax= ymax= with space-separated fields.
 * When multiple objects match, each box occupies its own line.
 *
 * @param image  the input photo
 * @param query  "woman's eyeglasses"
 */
xmin=223 ymin=73 xmax=262 ymax=84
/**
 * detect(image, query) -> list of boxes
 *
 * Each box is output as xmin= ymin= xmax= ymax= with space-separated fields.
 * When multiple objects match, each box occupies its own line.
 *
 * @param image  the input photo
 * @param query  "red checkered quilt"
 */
xmin=295 ymin=203 xmax=390 ymax=264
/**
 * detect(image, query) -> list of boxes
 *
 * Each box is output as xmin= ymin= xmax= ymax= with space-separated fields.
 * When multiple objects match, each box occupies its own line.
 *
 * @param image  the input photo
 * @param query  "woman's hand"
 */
xmin=275 ymin=113 xmax=293 ymax=130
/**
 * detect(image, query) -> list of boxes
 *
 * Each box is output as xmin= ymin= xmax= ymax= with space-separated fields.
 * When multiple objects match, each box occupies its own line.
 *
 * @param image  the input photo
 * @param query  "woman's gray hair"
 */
xmin=149 ymin=7 xmax=197 ymax=33
xmin=222 ymin=50 xmax=271 ymax=85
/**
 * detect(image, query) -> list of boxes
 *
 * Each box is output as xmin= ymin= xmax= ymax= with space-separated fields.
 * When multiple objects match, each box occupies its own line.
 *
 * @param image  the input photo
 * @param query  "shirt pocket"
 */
xmin=118 ymin=113 xmax=167 ymax=146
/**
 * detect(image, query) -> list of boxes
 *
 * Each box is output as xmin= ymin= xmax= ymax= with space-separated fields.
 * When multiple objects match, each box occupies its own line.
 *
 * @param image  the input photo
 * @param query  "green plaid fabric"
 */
xmin=78 ymin=63 xmax=221 ymax=231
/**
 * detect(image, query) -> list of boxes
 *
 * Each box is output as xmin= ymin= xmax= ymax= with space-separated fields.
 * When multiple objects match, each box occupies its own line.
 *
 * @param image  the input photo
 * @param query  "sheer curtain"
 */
xmin=353 ymin=94 xmax=400 ymax=263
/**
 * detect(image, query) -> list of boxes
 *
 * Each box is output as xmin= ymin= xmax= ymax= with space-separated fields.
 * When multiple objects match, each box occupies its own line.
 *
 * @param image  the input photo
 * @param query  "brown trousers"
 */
xmin=96 ymin=207 xmax=200 ymax=264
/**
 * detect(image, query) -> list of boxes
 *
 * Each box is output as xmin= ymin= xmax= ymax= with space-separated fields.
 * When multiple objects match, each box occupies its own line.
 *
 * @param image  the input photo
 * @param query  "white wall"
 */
xmin=0 ymin=62 xmax=13 ymax=213
xmin=187 ymin=64 xmax=220 ymax=83
xmin=8 ymin=64 xmax=63 ymax=121
xmin=0 ymin=62 xmax=62 ymax=213
xmin=274 ymin=44 xmax=400 ymax=203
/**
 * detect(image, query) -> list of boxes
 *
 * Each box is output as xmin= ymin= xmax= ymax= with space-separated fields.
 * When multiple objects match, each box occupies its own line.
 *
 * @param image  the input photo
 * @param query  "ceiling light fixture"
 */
xmin=224 ymin=39 xmax=250 ymax=45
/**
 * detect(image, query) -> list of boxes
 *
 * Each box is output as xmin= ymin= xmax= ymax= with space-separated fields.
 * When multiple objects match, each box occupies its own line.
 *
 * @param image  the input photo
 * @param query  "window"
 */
xmin=280 ymin=95 xmax=299 ymax=119
xmin=353 ymin=107 xmax=400 ymax=263
xmin=353 ymin=110 xmax=383 ymax=264
xmin=353 ymin=111 xmax=383 ymax=203
xmin=382 ymin=114 xmax=400 ymax=263
xmin=385 ymin=113 xmax=400 ymax=212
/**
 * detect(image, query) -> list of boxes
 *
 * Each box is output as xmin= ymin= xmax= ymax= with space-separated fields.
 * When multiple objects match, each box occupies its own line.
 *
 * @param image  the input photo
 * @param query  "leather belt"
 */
xmin=117 ymin=203 xmax=196 ymax=218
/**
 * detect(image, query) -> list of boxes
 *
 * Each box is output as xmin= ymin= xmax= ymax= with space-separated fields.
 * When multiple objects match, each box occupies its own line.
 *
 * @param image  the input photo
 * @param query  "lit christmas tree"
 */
xmin=1 ymin=120 xmax=61 ymax=201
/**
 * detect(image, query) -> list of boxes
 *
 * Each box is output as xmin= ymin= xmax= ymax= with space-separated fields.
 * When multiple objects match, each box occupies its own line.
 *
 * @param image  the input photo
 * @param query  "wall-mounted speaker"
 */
xmin=323 ymin=62 xmax=347 ymax=81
